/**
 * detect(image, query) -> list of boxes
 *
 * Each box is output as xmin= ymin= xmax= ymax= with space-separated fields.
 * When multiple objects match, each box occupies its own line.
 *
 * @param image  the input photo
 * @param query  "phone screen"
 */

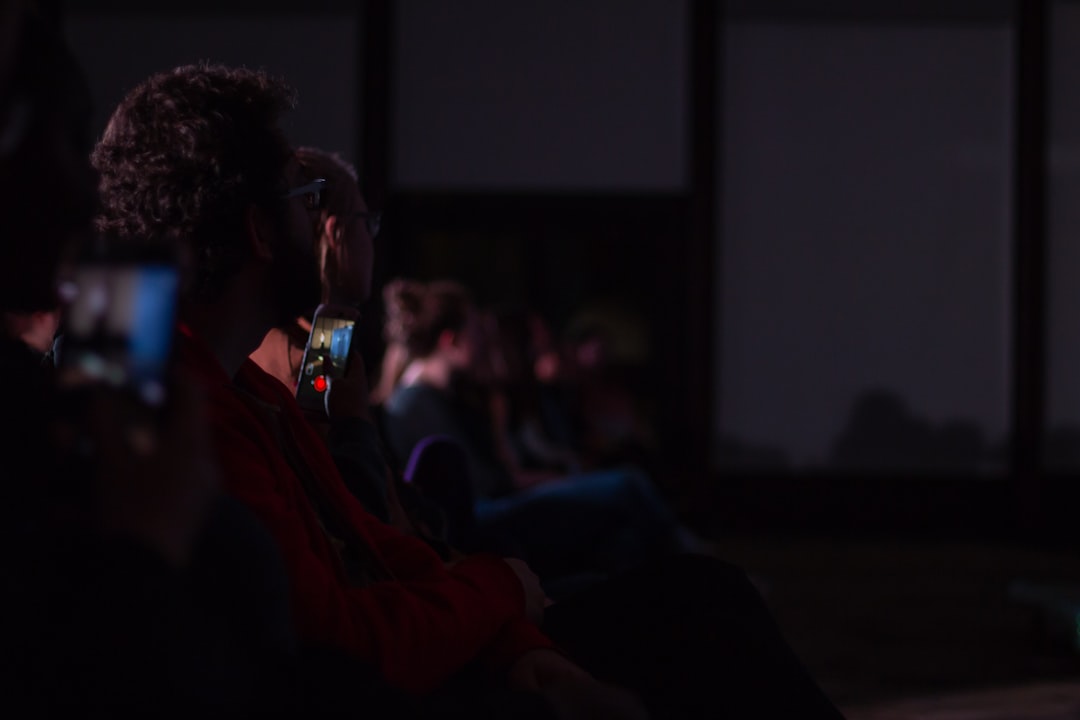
xmin=296 ymin=310 xmax=356 ymax=412
xmin=56 ymin=261 xmax=179 ymax=407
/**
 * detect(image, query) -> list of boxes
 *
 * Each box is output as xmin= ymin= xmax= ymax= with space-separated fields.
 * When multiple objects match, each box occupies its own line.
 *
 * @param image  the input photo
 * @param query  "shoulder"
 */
xmin=385 ymin=383 xmax=443 ymax=414
xmin=238 ymin=358 xmax=293 ymax=399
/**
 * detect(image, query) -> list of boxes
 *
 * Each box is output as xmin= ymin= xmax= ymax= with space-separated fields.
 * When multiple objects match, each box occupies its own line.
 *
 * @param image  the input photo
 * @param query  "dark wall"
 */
xmin=63 ymin=1 xmax=1080 ymax=538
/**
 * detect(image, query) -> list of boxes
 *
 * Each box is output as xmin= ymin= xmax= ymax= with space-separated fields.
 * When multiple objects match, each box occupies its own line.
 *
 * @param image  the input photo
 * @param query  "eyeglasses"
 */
xmin=356 ymin=210 xmax=382 ymax=238
xmin=281 ymin=178 xmax=327 ymax=211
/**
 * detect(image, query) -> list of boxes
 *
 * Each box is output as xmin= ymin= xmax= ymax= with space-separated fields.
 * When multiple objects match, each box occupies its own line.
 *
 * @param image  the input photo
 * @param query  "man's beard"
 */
xmin=268 ymin=239 xmax=322 ymax=327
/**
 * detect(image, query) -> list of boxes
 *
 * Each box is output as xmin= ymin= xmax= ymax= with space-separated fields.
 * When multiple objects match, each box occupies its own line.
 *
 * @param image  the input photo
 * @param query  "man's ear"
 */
xmin=245 ymin=204 xmax=275 ymax=262
xmin=323 ymin=215 xmax=339 ymax=250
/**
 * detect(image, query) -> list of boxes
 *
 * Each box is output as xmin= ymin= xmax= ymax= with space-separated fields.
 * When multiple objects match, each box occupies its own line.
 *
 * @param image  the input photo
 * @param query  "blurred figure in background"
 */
xmin=371 ymin=335 xmax=410 ymax=405
xmin=560 ymin=305 xmax=661 ymax=475
xmin=484 ymin=306 xmax=583 ymax=477
xmin=379 ymin=278 xmax=713 ymax=584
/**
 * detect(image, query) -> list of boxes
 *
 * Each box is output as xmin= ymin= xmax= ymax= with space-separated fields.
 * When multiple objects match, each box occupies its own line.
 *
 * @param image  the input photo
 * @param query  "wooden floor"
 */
xmin=701 ymin=536 xmax=1080 ymax=718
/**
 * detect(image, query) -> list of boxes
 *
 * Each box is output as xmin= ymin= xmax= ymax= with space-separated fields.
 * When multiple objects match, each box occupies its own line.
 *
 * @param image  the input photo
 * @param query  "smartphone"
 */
xmin=54 ymin=243 xmax=180 ymax=408
xmin=295 ymin=303 xmax=359 ymax=413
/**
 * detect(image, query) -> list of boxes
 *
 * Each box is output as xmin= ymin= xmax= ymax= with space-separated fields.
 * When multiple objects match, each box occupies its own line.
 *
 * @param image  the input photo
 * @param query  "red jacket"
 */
xmin=177 ymin=327 xmax=553 ymax=693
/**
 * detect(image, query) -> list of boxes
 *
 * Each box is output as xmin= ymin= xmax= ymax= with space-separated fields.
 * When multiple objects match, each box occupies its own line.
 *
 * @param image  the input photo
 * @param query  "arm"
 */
xmin=328 ymin=415 xmax=458 ymax=560
xmin=488 ymin=392 xmax=562 ymax=491
xmin=212 ymin=414 xmax=553 ymax=694
xmin=518 ymin=416 xmax=583 ymax=475
xmin=320 ymin=348 xmax=454 ymax=553
xmin=321 ymin=349 xmax=400 ymax=526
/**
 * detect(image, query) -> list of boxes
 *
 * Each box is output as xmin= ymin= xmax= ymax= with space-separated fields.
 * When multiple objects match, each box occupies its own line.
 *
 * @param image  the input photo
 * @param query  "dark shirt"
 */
xmin=383 ymin=383 xmax=514 ymax=500
xmin=327 ymin=415 xmax=453 ymax=557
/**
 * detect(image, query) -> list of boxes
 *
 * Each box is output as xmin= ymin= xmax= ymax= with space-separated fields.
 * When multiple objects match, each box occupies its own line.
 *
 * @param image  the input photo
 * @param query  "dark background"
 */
xmin=62 ymin=0 xmax=1080 ymax=540
xmin=61 ymin=3 xmax=1080 ymax=710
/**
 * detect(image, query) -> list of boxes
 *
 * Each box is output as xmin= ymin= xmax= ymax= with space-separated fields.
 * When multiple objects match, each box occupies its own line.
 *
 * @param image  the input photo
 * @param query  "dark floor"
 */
xmin=700 ymin=535 xmax=1080 ymax=717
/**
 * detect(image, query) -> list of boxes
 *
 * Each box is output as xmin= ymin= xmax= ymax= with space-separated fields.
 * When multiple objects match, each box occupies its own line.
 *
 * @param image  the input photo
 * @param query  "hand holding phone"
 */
xmin=322 ymin=336 xmax=374 ymax=423
xmin=295 ymin=304 xmax=360 ymax=416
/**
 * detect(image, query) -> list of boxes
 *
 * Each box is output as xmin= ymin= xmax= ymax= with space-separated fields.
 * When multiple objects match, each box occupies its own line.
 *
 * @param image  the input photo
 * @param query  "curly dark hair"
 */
xmin=383 ymin=277 xmax=473 ymax=358
xmin=91 ymin=63 xmax=297 ymax=299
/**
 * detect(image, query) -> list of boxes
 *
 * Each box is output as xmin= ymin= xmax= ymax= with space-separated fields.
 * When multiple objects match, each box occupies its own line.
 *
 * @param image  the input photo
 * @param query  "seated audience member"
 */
xmin=249 ymin=148 xmax=583 ymax=582
xmin=249 ymin=146 xmax=447 ymax=547
xmin=372 ymin=336 xmax=410 ymax=405
xmin=561 ymin=307 xmax=661 ymax=474
xmin=91 ymin=61 xmax=844 ymax=719
xmin=379 ymin=278 xmax=712 ymax=581
xmin=483 ymin=305 xmax=584 ymax=476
